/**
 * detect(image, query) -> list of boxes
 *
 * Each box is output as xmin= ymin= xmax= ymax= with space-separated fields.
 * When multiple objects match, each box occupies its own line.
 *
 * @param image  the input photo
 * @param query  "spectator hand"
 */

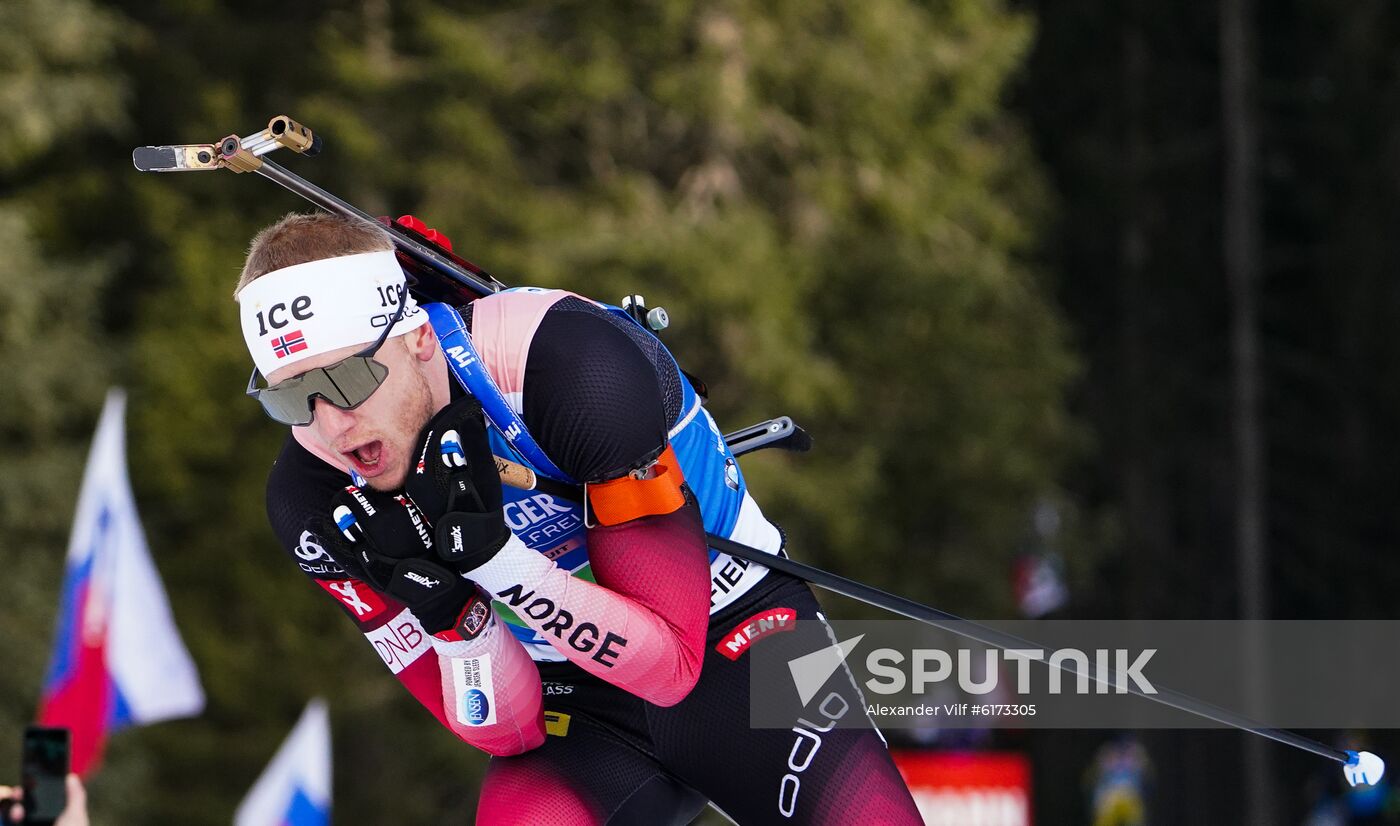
xmin=0 ymin=775 xmax=88 ymax=826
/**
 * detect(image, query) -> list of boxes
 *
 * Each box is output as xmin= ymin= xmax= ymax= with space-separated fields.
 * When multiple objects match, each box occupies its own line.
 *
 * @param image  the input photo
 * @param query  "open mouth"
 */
xmin=344 ymin=440 xmax=385 ymax=476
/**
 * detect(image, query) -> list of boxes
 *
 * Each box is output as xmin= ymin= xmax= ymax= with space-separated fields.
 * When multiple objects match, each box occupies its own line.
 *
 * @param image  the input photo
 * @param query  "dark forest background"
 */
xmin=3 ymin=0 xmax=1399 ymax=823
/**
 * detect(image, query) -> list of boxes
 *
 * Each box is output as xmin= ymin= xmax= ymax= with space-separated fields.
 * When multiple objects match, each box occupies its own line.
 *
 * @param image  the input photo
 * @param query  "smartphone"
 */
xmin=20 ymin=727 xmax=68 ymax=826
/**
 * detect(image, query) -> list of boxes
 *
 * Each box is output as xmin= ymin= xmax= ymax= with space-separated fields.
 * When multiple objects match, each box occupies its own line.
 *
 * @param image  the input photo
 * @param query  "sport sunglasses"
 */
xmin=246 ymin=288 xmax=409 ymax=426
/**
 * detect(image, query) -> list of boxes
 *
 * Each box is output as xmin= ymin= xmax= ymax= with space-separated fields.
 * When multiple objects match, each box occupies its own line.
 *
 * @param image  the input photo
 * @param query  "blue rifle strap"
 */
xmin=424 ymin=302 xmax=576 ymax=484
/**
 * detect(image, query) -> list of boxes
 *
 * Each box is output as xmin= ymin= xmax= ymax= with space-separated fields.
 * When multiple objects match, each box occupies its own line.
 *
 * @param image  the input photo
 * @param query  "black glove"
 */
xmin=405 ymin=396 xmax=511 ymax=573
xmin=315 ymin=485 xmax=475 ymax=636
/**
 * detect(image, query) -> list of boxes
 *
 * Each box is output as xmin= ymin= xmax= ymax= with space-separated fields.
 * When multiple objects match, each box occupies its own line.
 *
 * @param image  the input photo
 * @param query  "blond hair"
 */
xmin=234 ymin=212 xmax=394 ymax=297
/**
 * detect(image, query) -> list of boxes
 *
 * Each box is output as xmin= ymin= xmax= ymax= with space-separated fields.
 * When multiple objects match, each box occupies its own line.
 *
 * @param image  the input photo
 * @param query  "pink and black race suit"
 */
xmin=265 ymin=289 xmax=920 ymax=824
xmin=429 ymin=288 xmax=786 ymax=659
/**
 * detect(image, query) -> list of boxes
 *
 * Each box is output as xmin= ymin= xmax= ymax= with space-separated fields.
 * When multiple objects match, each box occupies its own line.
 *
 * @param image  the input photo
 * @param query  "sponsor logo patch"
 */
xmin=463 ymin=689 xmax=490 ymax=725
xmin=415 ymin=436 xmax=432 ymax=476
xmin=458 ymin=596 xmax=490 ymax=639
xmin=346 ymin=486 xmax=377 ymax=516
xmin=445 ymin=345 xmax=477 ymax=370
xmin=395 ymin=495 xmax=433 ymax=550
xmin=366 ymin=609 xmax=432 ymax=674
xmin=318 ymin=578 xmax=387 ymax=621
xmin=295 ymin=530 xmax=345 ymax=576
xmin=495 ymin=583 xmax=629 ymax=667
xmin=404 ymin=570 xmax=440 ymax=590
xmin=503 ymin=492 xmax=583 ymax=552
xmin=295 ymin=530 xmax=330 ymax=562
xmin=716 ymin=607 xmax=797 ymax=661
xmin=452 ymin=654 xmax=497 ymax=727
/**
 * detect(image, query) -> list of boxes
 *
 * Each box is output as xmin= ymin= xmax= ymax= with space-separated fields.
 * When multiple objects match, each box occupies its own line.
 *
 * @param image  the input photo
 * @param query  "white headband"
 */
xmin=237 ymin=250 xmax=429 ymax=376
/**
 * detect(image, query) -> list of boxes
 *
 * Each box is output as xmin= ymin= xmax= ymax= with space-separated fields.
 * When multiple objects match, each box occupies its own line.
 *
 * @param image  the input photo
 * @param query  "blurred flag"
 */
xmin=1014 ymin=552 xmax=1069 ymax=618
xmin=1014 ymin=500 xmax=1069 ymax=618
xmin=38 ymin=390 xmax=205 ymax=774
xmin=235 ymin=699 xmax=332 ymax=826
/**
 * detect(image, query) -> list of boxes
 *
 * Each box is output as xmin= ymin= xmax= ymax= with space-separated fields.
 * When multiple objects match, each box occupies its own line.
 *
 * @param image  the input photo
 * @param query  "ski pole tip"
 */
xmin=1344 ymin=750 xmax=1385 ymax=787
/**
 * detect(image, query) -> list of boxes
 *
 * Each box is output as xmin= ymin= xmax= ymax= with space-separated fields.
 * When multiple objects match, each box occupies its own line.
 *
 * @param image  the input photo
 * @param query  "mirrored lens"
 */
xmin=252 ymin=357 xmax=390 ymax=425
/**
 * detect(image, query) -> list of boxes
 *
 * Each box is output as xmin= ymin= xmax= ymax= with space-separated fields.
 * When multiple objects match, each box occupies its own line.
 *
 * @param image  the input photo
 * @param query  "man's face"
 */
xmin=267 ymin=334 xmax=436 ymax=491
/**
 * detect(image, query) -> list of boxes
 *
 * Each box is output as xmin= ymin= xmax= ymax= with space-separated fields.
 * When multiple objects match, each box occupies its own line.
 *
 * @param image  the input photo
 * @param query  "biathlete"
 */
xmin=236 ymin=212 xmax=921 ymax=824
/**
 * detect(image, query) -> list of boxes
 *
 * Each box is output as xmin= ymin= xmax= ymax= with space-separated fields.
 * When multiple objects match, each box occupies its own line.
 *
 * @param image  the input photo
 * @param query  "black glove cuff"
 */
xmin=384 ymin=558 xmax=470 ymax=634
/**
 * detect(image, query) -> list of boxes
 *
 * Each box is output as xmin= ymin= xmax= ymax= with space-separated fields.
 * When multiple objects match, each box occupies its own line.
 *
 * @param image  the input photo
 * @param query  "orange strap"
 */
xmin=587 ymin=445 xmax=686 ymax=526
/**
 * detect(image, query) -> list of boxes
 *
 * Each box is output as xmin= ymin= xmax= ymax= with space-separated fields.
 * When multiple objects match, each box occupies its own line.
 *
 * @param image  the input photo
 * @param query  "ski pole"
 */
xmin=493 ymin=453 xmax=1383 ymax=783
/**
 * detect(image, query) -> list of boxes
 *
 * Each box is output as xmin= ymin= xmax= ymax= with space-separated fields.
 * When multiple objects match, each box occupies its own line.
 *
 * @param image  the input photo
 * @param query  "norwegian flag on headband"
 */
xmin=271 ymin=330 xmax=308 ymax=359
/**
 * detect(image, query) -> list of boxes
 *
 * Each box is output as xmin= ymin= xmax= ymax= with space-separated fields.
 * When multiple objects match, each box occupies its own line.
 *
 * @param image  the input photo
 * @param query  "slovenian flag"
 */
xmin=39 ymin=390 xmax=205 ymax=774
xmin=234 ymin=699 xmax=332 ymax=826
